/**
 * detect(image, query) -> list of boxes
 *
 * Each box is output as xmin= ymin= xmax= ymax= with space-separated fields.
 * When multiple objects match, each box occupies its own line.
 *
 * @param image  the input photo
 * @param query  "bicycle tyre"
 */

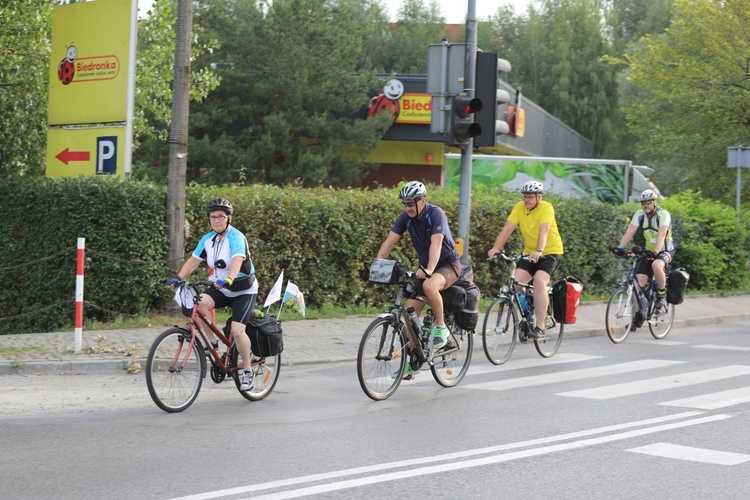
xmin=230 ymin=347 xmax=281 ymax=401
xmin=606 ymin=288 xmax=635 ymax=344
xmin=649 ymin=302 xmax=675 ymax=339
xmin=146 ymin=327 xmax=205 ymax=413
xmin=534 ymin=303 xmax=564 ymax=358
xmin=482 ymin=297 xmax=517 ymax=365
xmin=357 ymin=316 xmax=408 ymax=401
xmin=431 ymin=315 xmax=473 ymax=387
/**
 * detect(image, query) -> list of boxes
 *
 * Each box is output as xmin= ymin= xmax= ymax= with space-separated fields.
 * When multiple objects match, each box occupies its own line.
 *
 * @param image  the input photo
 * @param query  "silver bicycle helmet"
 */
xmin=399 ymin=181 xmax=426 ymax=201
xmin=639 ymin=189 xmax=658 ymax=202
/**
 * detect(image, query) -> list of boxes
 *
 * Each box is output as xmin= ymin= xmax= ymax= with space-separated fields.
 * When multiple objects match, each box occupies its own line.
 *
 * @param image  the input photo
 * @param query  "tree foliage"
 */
xmin=169 ymin=0 xmax=394 ymax=187
xmin=0 ymin=0 xmax=53 ymax=177
xmin=484 ymin=0 xmax=619 ymax=156
xmin=623 ymin=0 xmax=750 ymax=202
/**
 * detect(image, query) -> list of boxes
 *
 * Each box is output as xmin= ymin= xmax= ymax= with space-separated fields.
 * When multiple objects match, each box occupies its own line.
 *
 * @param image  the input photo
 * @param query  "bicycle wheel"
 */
xmin=431 ymin=315 xmax=473 ymax=387
xmin=231 ymin=348 xmax=281 ymax=401
xmin=482 ymin=297 xmax=517 ymax=365
xmin=534 ymin=305 xmax=564 ymax=358
xmin=606 ymin=287 xmax=635 ymax=344
xmin=357 ymin=316 xmax=408 ymax=401
xmin=649 ymin=302 xmax=675 ymax=339
xmin=146 ymin=327 xmax=205 ymax=413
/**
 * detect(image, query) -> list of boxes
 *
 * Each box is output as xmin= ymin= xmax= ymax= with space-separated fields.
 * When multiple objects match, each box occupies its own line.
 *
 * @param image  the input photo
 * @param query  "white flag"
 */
xmin=263 ymin=270 xmax=284 ymax=307
xmin=283 ymin=281 xmax=306 ymax=317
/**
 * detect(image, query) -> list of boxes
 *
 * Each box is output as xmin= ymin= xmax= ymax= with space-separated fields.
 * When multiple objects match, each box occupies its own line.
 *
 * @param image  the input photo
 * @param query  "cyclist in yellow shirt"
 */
xmin=487 ymin=181 xmax=564 ymax=339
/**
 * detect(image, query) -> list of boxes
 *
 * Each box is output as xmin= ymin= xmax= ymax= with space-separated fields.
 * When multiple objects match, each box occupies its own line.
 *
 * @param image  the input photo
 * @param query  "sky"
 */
xmin=137 ymin=1 xmax=534 ymax=22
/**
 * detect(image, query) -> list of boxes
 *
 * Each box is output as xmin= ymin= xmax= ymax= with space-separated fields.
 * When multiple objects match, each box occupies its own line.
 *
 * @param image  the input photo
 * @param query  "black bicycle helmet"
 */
xmin=206 ymin=198 xmax=233 ymax=216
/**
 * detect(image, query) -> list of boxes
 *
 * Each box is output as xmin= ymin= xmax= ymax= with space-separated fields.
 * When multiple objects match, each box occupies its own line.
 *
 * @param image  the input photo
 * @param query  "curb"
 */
xmin=2 ymin=313 xmax=748 ymax=376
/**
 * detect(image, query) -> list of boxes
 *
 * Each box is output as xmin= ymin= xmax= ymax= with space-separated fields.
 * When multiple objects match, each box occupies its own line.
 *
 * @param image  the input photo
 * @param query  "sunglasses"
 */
xmin=402 ymin=201 xmax=417 ymax=208
xmin=641 ymin=201 xmax=654 ymax=206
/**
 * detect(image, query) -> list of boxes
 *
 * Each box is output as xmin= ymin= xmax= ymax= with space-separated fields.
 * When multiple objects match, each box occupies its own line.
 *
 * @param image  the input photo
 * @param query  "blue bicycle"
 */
xmin=606 ymin=247 xmax=675 ymax=343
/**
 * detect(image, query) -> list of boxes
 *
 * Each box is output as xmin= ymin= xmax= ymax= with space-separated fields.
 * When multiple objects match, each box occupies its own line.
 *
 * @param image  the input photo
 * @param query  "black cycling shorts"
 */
xmin=516 ymin=254 xmax=562 ymax=278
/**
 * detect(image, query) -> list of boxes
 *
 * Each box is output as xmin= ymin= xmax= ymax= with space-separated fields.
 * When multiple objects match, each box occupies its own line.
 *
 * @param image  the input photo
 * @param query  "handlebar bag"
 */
xmin=369 ymin=259 xmax=406 ymax=285
xmin=246 ymin=315 xmax=284 ymax=357
xmin=552 ymin=277 xmax=584 ymax=324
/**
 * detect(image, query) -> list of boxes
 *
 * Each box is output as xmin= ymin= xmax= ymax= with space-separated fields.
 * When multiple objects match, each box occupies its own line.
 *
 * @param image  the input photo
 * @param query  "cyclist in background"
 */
xmin=376 ymin=181 xmax=462 ymax=378
xmin=487 ymin=181 xmax=564 ymax=339
xmin=615 ymin=189 xmax=675 ymax=322
xmin=166 ymin=198 xmax=259 ymax=391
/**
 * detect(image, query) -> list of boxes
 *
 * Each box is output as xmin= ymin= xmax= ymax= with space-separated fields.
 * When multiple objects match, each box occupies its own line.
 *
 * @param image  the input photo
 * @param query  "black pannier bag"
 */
xmin=666 ymin=268 xmax=690 ymax=305
xmin=440 ymin=286 xmax=467 ymax=313
xmin=368 ymin=259 xmax=406 ymax=285
xmin=246 ymin=315 xmax=284 ymax=358
xmin=454 ymin=263 xmax=480 ymax=331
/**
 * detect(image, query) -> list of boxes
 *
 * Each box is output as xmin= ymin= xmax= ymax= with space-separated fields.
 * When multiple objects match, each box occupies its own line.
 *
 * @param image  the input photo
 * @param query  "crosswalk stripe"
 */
xmin=627 ymin=443 xmax=750 ymax=465
xmin=694 ymin=344 xmax=750 ymax=352
xmin=558 ymin=365 xmax=750 ymax=400
xmin=409 ymin=353 xmax=601 ymax=384
xmin=627 ymin=339 xmax=685 ymax=346
xmin=660 ymin=386 xmax=750 ymax=409
xmin=461 ymin=359 xmax=685 ymax=392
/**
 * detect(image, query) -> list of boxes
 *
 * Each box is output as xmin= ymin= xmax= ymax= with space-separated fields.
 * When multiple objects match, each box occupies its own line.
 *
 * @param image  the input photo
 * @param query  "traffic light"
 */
xmin=449 ymin=95 xmax=483 ymax=145
xmin=474 ymin=52 xmax=512 ymax=148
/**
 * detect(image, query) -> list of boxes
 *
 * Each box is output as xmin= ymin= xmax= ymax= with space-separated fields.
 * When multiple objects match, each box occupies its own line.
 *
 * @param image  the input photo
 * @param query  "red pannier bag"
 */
xmin=552 ymin=277 xmax=584 ymax=324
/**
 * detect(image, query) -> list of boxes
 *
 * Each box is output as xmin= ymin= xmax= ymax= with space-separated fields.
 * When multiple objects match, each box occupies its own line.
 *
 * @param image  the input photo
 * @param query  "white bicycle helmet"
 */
xmin=520 ymin=181 xmax=544 ymax=194
xmin=399 ymin=181 xmax=426 ymax=201
xmin=639 ymin=189 xmax=658 ymax=202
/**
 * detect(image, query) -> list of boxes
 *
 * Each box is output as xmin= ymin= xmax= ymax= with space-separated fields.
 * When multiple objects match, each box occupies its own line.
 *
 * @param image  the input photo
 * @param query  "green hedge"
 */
xmin=1 ymin=177 xmax=748 ymax=334
xmin=0 ymin=177 xmax=168 ymax=333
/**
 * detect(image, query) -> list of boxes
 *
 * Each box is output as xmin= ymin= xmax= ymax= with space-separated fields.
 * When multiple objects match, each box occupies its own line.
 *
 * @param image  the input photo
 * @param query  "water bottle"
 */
xmin=517 ymin=292 xmax=531 ymax=319
xmin=422 ymin=314 xmax=432 ymax=338
xmin=406 ymin=307 xmax=421 ymax=338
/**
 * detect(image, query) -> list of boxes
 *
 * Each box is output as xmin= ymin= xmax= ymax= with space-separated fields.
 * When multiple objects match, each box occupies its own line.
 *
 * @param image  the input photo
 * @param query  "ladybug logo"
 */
xmin=368 ymin=79 xmax=404 ymax=120
xmin=57 ymin=45 xmax=77 ymax=85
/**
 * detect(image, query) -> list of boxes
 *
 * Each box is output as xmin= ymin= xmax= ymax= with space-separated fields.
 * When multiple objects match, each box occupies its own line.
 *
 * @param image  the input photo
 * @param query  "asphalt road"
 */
xmin=1 ymin=321 xmax=749 ymax=499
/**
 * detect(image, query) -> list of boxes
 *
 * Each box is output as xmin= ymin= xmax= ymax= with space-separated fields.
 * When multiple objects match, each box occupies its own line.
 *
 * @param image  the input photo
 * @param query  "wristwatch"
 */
xmin=536 ymin=248 xmax=543 ymax=253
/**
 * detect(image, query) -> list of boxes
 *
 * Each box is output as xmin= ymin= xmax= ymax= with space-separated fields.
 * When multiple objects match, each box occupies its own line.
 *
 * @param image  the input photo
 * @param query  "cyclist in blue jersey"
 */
xmin=167 ymin=198 xmax=259 ymax=391
xmin=615 ymin=189 xmax=675 ymax=322
xmin=376 ymin=181 xmax=462 ymax=376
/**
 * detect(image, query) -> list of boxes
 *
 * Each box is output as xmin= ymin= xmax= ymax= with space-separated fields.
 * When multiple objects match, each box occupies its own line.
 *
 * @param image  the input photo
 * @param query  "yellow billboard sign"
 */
xmin=46 ymin=127 xmax=127 ymax=179
xmin=396 ymin=94 xmax=431 ymax=125
xmin=48 ymin=0 xmax=134 ymax=125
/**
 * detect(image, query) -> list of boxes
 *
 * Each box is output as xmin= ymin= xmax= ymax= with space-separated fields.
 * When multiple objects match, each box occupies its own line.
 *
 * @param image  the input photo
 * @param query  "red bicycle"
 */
xmin=146 ymin=281 xmax=281 ymax=413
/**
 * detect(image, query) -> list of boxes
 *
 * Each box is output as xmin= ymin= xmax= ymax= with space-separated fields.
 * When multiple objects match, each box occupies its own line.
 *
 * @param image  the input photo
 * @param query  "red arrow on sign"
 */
xmin=56 ymin=148 xmax=91 ymax=165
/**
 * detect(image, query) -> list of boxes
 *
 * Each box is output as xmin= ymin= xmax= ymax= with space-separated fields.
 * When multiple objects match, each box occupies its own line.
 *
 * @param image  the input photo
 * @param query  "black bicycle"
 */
xmin=605 ymin=247 xmax=676 ymax=343
xmin=482 ymin=253 xmax=564 ymax=364
xmin=357 ymin=264 xmax=473 ymax=401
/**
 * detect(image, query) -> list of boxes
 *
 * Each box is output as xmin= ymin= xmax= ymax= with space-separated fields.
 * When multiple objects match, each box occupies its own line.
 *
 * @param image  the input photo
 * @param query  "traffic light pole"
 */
xmin=457 ymin=0 xmax=478 ymax=264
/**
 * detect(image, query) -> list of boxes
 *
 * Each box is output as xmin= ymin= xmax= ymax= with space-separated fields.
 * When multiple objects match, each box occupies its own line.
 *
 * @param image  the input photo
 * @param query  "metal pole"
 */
xmin=738 ymin=162 xmax=742 ymax=224
xmin=457 ymin=0 xmax=477 ymax=264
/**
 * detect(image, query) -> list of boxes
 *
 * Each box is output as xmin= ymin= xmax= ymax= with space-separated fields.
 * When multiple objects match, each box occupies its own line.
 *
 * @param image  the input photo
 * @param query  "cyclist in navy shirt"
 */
xmin=377 ymin=181 xmax=461 ymax=377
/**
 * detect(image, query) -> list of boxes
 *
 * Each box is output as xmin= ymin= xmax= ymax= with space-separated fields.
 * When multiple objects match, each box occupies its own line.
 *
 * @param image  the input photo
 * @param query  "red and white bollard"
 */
xmin=74 ymin=237 xmax=85 ymax=353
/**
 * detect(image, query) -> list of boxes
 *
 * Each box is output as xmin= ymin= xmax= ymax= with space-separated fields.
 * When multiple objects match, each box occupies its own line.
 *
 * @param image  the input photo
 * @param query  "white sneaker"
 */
xmin=240 ymin=370 xmax=254 ymax=391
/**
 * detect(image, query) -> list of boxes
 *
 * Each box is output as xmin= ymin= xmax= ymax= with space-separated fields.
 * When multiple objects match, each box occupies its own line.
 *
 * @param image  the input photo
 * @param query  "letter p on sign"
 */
xmin=97 ymin=136 xmax=117 ymax=174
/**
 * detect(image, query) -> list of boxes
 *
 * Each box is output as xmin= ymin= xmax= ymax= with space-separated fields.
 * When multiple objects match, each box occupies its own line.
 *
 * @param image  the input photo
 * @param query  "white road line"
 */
xmin=558 ymin=365 xmax=750 ymax=400
xmin=660 ymin=386 xmax=750 ymax=409
xmin=244 ymin=415 xmax=731 ymax=499
xmin=461 ymin=359 xmax=685 ymax=392
xmin=627 ymin=442 xmax=750 ymax=465
xmin=694 ymin=344 xmax=750 ymax=352
xmin=168 ymin=411 xmax=709 ymax=500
